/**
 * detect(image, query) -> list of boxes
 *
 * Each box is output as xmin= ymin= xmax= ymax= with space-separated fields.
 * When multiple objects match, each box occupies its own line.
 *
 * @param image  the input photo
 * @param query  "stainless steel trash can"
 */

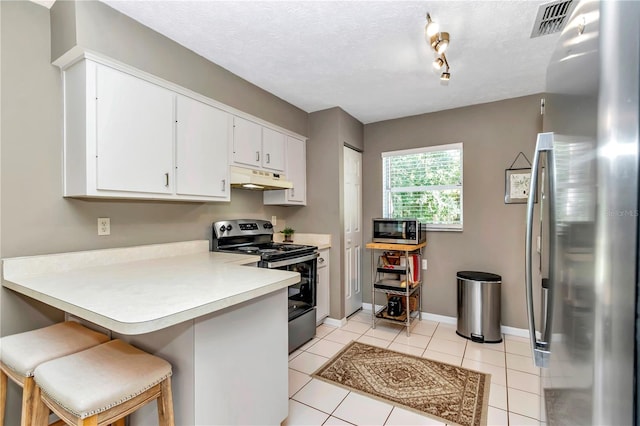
xmin=456 ymin=271 xmax=502 ymax=343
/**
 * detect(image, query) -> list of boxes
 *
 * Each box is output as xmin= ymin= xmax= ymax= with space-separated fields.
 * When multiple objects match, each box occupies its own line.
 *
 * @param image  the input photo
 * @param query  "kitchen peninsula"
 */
xmin=1 ymin=240 xmax=298 ymax=425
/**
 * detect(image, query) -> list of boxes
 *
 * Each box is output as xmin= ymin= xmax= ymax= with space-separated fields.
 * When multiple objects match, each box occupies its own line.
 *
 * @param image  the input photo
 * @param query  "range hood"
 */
xmin=229 ymin=166 xmax=293 ymax=190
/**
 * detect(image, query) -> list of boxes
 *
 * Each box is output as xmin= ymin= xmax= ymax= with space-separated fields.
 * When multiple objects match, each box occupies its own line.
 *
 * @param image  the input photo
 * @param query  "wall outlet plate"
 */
xmin=422 ymin=259 xmax=428 ymax=270
xmin=98 ymin=218 xmax=110 ymax=236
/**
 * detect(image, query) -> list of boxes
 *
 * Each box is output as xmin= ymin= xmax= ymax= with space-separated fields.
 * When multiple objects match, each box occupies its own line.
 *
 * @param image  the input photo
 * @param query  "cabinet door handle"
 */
xmin=291 ymin=188 xmax=295 ymax=197
xmin=164 ymin=173 xmax=169 ymax=187
xmin=318 ymin=258 xmax=325 ymax=264
xmin=221 ymin=179 xmax=226 ymax=192
xmin=266 ymin=153 xmax=271 ymax=164
xmin=256 ymin=151 xmax=260 ymax=162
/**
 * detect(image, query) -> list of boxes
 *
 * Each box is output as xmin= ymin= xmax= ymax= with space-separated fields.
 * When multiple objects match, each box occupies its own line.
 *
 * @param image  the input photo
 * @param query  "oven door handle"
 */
xmin=265 ymin=252 xmax=319 ymax=268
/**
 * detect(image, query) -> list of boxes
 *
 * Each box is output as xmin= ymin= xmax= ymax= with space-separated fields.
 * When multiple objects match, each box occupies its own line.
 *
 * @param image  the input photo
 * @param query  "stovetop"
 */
xmin=212 ymin=219 xmax=317 ymax=261
xmin=220 ymin=242 xmax=316 ymax=261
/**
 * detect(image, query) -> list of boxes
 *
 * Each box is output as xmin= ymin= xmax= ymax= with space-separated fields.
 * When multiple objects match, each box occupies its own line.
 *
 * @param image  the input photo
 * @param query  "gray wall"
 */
xmin=287 ymin=107 xmax=363 ymax=319
xmin=288 ymin=108 xmax=343 ymax=318
xmin=340 ymin=108 xmax=364 ymax=151
xmin=363 ymin=95 xmax=543 ymax=329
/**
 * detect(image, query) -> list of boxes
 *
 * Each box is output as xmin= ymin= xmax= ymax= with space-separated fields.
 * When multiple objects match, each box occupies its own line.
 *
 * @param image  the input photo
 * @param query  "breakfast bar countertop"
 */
xmin=1 ymin=240 xmax=299 ymax=335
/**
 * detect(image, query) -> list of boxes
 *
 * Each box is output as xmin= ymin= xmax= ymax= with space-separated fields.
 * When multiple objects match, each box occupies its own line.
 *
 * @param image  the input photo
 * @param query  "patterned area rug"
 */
xmin=312 ymin=341 xmax=490 ymax=426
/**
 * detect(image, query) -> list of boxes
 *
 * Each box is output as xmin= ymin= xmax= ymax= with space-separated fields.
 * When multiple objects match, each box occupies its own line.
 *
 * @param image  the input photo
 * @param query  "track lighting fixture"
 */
xmin=425 ymin=13 xmax=452 ymax=81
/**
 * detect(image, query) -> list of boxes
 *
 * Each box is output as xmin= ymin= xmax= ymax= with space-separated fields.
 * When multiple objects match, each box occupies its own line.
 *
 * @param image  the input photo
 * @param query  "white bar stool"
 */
xmin=0 ymin=321 xmax=109 ymax=426
xmin=32 ymin=339 xmax=174 ymax=426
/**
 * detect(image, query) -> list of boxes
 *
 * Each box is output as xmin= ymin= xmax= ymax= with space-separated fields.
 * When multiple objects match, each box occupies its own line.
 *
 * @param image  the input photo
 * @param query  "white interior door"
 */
xmin=344 ymin=146 xmax=362 ymax=317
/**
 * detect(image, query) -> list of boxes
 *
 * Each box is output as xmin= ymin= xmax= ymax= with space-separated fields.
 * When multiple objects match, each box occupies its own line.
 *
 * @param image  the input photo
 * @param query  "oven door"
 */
xmin=263 ymin=252 xmax=318 ymax=321
xmin=264 ymin=252 xmax=319 ymax=352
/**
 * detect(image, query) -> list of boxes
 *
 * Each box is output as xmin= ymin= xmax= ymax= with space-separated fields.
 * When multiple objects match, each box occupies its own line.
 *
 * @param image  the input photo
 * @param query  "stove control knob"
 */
xmin=226 ymin=225 xmax=233 ymax=231
xmin=219 ymin=226 xmax=226 ymax=233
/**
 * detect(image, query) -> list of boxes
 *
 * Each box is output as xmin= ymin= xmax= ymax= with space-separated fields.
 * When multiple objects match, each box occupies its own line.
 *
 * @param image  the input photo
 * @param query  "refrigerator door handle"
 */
xmin=525 ymin=132 xmax=554 ymax=368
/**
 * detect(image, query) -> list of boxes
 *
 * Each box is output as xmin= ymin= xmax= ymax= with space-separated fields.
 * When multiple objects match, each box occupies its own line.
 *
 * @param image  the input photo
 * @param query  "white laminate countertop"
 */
xmin=1 ymin=241 xmax=299 ymax=335
xmin=272 ymin=233 xmax=331 ymax=250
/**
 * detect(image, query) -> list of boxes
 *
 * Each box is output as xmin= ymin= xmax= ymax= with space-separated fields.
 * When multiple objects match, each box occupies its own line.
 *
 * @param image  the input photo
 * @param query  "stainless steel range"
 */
xmin=212 ymin=219 xmax=318 ymax=352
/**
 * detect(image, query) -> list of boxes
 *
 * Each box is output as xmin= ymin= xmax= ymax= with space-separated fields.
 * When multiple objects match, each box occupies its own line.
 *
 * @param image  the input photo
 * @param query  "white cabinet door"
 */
xmin=232 ymin=116 xmax=262 ymax=168
xmin=286 ymin=137 xmax=306 ymax=203
xmin=316 ymin=249 xmax=330 ymax=325
xmin=176 ymin=95 xmax=230 ymax=200
xmin=96 ymin=65 xmax=174 ymax=194
xmin=263 ymin=136 xmax=306 ymax=206
xmin=261 ymin=128 xmax=285 ymax=172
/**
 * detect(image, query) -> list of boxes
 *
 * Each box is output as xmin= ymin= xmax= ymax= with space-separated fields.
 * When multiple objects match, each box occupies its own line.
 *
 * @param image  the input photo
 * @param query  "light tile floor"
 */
xmin=285 ymin=310 xmax=544 ymax=426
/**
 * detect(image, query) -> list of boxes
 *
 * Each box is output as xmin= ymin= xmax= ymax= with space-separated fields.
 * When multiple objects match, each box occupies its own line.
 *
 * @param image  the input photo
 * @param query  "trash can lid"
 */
xmin=456 ymin=271 xmax=501 ymax=282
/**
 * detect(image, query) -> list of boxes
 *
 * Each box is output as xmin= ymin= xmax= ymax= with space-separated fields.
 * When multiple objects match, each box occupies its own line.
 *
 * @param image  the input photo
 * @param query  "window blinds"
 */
xmin=382 ymin=143 xmax=463 ymax=230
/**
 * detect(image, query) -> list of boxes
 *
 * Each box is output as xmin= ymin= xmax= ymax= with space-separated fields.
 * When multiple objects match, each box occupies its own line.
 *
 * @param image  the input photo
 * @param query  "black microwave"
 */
xmin=372 ymin=218 xmax=425 ymax=245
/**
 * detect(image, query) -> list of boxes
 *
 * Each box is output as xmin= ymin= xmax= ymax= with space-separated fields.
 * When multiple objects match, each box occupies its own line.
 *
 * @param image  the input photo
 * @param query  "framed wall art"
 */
xmin=505 ymin=168 xmax=533 ymax=204
xmin=505 ymin=152 xmax=536 ymax=204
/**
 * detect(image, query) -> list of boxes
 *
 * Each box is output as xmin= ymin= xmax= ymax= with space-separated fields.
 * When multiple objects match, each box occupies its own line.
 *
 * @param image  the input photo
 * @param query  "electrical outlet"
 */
xmin=271 ymin=215 xmax=277 ymax=226
xmin=98 ymin=218 xmax=110 ymax=236
xmin=422 ymin=259 xmax=428 ymax=270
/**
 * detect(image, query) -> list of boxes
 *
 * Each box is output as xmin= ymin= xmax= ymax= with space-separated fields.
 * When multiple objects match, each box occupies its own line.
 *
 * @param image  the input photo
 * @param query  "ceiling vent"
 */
xmin=530 ymin=0 xmax=575 ymax=38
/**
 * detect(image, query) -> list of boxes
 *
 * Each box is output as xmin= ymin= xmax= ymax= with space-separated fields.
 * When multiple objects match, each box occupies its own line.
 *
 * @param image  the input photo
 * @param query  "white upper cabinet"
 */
xmin=232 ymin=116 xmax=262 ymax=168
xmin=95 ymin=64 xmax=174 ymax=194
xmin=286 ymin=137 xmax=307 ymax=203
xmin=261 ymin=127 xmax=286 ymax=172
xmin=176 ymin=95 xmax=230 ymax=200
xmin=264 ymin=136 xmax=307 ymax=206
xmin=63 ymin=59 xmax=232 ymax=202
xmin=232 ymin=117 xmax=286 ymax=173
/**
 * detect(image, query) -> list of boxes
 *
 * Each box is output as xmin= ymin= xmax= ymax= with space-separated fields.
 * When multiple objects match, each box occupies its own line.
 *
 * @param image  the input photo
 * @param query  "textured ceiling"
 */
xmin=95 ymin=0 xmax=561 ymax=124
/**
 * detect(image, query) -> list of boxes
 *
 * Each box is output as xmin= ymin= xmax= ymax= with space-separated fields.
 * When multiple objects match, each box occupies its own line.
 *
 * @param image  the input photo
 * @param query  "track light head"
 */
xmin=436 ymin=32 xmax=449 ymax=54
xmin=425 ymin=13 xmax=439 ymax=37
xmin=430 ymin=33 xmax=450 ymax=54
xmin=433 ymin=57 xmax=445 ymax=69
xmin=440 ymin=71 xmax=451 ymax=81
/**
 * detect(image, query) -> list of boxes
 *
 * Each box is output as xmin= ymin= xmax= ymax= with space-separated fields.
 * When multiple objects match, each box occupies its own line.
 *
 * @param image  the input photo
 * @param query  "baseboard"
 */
xmin=501 ymin=325 xmax=531 ymax=338
xmin=422 ymin=312 xmax=457 ymax=325
xmin=361 ymin=304 xmax=531 ymax=338
xmin=361 ymin=302 xmax=382 ymax=312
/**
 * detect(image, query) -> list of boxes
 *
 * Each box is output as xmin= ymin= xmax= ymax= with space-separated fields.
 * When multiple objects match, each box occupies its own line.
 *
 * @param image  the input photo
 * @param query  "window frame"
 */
xmin=381 ymin=142 xmax=464 ymax=232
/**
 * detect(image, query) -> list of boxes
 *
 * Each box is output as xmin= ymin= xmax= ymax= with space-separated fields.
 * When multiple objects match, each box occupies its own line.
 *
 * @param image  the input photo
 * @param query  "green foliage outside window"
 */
xmin=383 ymin=144 xmax=463 ymax=230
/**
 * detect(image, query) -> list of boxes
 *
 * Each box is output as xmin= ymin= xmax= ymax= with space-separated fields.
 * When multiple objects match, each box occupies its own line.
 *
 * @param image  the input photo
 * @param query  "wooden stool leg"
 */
xmin=157 ymin=377 xmax=174 ymax=426
xmin=21 ymin=377 xmax=38 ymax=426
xmin=31 ymin=384 xmax=49 ymax=426
xmin=111 ymin=419 xmax=126 ymax=426
xmin=0 ymin=369 xmax=7 ymax=426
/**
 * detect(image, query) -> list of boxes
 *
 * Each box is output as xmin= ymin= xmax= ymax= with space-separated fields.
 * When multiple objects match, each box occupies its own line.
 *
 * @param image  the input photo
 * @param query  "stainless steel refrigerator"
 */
xmin=525 ymin=0 xmax=639 ymax=424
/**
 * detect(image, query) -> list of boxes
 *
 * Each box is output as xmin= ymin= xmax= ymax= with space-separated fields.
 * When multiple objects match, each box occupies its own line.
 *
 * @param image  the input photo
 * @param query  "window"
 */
xmin=382 ymin=143 xmax=463 ymax=231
